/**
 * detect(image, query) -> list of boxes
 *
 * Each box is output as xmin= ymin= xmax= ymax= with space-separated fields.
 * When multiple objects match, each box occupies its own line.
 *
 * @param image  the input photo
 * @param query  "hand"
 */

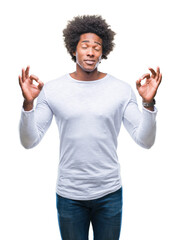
xmin=136 ymin=66 xmax=162 ymax=103
xmin=19 ymin=65 xmax=44 ymax=103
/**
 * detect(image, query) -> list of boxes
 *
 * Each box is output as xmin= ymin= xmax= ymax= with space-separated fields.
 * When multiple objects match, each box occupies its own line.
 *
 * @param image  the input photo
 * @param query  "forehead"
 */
xmin=79 ymin=33 xmax=102 ymax=44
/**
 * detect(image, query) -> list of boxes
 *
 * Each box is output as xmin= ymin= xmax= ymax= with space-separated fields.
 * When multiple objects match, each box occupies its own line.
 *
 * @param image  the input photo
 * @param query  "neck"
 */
xmin=70 ymin=64 xmax=105 ymax=81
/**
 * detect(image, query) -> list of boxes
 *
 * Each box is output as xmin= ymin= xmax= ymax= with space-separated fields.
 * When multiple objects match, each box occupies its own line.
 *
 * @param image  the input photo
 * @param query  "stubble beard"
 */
xmin=76 ymin=52 xmax=102 ymax=73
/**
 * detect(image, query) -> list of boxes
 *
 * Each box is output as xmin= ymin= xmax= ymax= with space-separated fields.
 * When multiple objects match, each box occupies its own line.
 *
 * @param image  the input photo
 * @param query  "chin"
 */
xmin=80 ymin=64 xmax=96 ymax=73
xmin=84 ymin=68 xmax=95 ymax=73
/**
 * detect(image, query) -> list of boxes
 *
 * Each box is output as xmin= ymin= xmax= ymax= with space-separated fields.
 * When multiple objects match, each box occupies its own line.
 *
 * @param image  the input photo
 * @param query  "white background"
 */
xmin=0 ymin=0 xmax=180 ymax=239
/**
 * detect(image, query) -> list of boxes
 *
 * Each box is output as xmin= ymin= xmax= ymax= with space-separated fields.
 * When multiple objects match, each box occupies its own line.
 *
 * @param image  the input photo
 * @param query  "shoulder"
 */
xmin=107 ymin=74 xmax=132 ymax=91
xmin=107 ymin=74 xmax=138 ymax=106
xmin=42 ymin=74 xmax=69 ymax=96
xmin=44 ymin=74 xmax=68 ymax=89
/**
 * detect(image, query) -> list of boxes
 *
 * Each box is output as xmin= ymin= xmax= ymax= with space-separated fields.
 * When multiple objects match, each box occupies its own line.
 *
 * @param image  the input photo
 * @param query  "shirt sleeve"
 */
xmin=19 ymin=87 xmax=53 ymax=149
xmin=122 ymin=87 xmax=157 ymax=149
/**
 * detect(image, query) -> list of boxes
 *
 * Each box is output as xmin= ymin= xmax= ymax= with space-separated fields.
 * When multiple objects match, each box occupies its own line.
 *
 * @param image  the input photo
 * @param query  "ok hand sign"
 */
xmin=19 ymin=66 xmax=44 ymax=104
xmin=136 ymin=66 xmax=162 ymax=103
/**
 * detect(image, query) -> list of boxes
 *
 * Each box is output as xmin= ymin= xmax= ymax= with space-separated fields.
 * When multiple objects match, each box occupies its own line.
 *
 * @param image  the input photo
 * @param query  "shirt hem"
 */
xmin=56 ymin=184 xmax=122 ymax=201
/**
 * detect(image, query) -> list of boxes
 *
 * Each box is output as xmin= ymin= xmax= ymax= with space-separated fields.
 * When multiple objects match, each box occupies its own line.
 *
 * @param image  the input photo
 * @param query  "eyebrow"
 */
xmin=81 ymin=40 xmax=102 ymax=46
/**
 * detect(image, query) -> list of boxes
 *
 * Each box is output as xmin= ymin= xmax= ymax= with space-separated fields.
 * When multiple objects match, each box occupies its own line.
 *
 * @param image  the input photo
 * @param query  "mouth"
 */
xmin=84 ymin=60 xmax=96 ymax=65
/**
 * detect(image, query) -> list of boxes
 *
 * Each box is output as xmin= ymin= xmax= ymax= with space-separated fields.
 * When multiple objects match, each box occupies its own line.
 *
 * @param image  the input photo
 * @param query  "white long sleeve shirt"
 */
xmin=19 ymin=73 xmax=157 ymax=200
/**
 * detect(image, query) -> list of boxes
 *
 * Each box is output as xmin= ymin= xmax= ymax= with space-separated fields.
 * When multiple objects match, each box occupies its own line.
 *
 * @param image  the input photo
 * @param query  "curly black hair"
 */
xmin=63 ymin=15 xmax=116 ymax=62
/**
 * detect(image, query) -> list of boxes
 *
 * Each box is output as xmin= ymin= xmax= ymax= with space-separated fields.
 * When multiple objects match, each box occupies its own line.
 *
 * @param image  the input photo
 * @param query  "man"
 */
xmin=19 ymin=15 xmax=162 ymax=240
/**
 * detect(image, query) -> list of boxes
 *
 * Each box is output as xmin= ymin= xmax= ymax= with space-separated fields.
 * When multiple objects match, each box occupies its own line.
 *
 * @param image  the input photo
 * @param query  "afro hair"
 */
xmin=63 ymin=15 xmax=116 ymax=62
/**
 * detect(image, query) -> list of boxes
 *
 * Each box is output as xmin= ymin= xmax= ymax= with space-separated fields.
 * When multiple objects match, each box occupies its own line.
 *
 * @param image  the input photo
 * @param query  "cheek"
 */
xmin=96 ymin=54 xmax=102 ymax=63
xmin=98 ymin=54 xmax=102 ymax=60
xmin=76 ymin=52 xmax=83 ymax=64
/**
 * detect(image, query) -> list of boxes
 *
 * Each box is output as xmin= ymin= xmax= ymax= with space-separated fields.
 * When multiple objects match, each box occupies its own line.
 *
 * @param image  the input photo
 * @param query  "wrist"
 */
xmin=142 ymin=98 xmax=155 ymax=107
xmin=23 ymin=100 xmax=34 ymax=111
xmin=142 ymin=99 xmax=155 ymax=111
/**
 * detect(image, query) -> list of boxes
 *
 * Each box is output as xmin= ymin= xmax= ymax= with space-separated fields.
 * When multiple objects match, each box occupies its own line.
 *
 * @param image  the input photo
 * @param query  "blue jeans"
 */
xmin=56 ymin=187 xmax=123 ymax=240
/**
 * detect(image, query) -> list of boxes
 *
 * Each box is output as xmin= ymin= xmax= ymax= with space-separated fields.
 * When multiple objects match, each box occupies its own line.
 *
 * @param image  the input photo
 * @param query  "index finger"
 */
xmin=148 ymin=67 xmax=156 ymax=77
xmin=141 ymin=73 xmax=150 ymax=79
xmin=30 ymin=74 xmax=39 ymax=81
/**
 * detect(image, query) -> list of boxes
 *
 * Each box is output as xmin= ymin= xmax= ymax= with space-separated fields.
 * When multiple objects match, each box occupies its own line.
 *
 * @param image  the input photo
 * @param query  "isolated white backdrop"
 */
xmin=0 ymin=0 xmax=179 ymax=239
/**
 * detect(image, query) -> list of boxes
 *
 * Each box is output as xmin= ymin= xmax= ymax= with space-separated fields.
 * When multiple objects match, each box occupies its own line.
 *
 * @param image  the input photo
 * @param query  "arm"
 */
xmin=123 ymin=66 xmax=162 ymax=149
xmin=123 ymin=88 xmax=157 ymax=149
xmin=19 ymin=66 xmax=53 ymax=149
xmin=19 ymin=88 xmax=53 ymax=149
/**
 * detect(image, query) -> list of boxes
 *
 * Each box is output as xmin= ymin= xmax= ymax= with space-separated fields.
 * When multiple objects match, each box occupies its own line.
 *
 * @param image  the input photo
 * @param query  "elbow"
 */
xmin=20 ymin=141 xmax=35 ymax=149
xmin=19 ymin=129 xmax=41 ymax=150
xmin=20 ymin=137 xmax=38 ymax=149
xmin=135 ymin=127 xmax=156 ymax=149
xmin=137 ymin=137 xmax=156 ymax=149
xmin=141 ymin=142 xmax=154 ymax=149
xmin=21 ymin=143 xmax=34 ymax=150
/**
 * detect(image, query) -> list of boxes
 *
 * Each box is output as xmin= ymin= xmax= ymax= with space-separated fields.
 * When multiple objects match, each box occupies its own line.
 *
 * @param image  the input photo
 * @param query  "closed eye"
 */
xmin=81 ymin=44 xmax=88 ymax=49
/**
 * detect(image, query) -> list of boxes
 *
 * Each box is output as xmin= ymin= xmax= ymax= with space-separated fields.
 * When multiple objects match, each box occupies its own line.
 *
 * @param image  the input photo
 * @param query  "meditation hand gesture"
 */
xmin=136 ymin=66 xmax=162 ymax=105
xmin=19 ymin=66 xmax=44 ymax=110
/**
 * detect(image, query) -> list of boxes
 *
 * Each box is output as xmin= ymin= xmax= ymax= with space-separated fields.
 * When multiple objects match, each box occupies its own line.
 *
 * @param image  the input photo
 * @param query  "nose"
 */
xmin=87 ymin=48 xmax=94 ymax=57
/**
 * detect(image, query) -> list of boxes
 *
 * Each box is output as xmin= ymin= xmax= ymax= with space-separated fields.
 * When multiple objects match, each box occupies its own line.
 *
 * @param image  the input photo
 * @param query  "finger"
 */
xmin=155 ymin=66 xmax=160 ymax=81
xmin=19 ymin=75 xmax=22 ymax=87
xmin=148 ymin=67 xmax=156 ymax=78
xmin=30 ymin=74 xmax=39 ymax=82
xmin=22 ymin=68 xmax=25 ymax=82
xmin=37 ymin=81 xmax=44 ymax=90
xmin=141 ymin=73 xmax=151 ymax=79
xmin=157 ymin=73 xmax=162 ymax=85
xmin=25 ymin=65 xmax=30 ymax=78
xmin=157 ymin=66 xmax=160 ymax=73
xmin=136 ymin=79 xmax=142 ymax=89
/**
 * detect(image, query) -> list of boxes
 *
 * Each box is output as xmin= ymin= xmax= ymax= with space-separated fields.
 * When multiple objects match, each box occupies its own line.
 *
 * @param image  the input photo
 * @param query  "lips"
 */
xmin=84 ymin=60 xmax=95 ymax=65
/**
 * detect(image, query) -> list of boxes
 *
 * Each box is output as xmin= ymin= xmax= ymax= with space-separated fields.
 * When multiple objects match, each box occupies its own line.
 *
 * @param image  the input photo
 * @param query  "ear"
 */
xmin=73 ymin=52 xmax=76 ymax=57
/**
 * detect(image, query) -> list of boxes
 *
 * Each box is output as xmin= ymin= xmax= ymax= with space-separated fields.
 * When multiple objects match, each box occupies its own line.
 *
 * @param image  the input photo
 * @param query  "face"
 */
xmin=73 ymin=33 xmax=103 ymax=73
